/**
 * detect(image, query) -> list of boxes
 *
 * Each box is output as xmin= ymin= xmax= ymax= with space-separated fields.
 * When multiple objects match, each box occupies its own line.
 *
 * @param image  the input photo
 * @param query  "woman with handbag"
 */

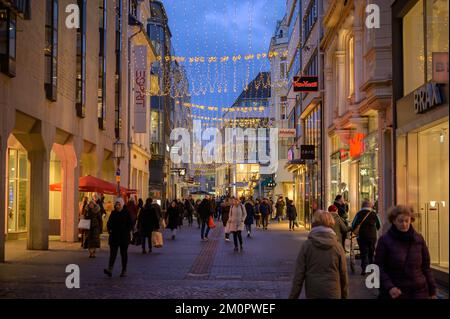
xmin=351 ymin=199 xmax=381 ymax=275
xmin=84 ymin=200 xmax=103 ymax=258
xmin=227 ymin=197 xmax=247 ymax=252
xmin=375 ymin=205 xmax=437 ymax=299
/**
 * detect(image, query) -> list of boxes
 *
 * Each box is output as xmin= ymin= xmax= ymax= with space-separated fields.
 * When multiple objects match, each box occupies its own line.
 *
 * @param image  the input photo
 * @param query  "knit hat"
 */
xmin=328 ymin=205 xmax=338 ymax=213
xmin=115 ymin=197 xmax=124 ymax=206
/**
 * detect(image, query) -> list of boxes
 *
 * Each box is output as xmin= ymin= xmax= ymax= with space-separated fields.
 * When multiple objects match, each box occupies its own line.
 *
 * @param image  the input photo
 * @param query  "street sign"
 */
xmin=300 ymin=145 xmax=315 ymax=160
xmin=293 ymin=76 xmax=319 ymax=92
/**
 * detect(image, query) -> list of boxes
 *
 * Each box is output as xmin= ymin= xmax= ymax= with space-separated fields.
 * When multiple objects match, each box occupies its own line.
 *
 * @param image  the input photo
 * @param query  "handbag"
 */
xmin=353 ymin=211 xmax=372 ymax=236
xmin=152 ymin=231 xmax=163 ymax=248
xmin=208 ymin=216 xmax=216 ymax=229
xmin=78 ymin=218 xmax=91 ymax=230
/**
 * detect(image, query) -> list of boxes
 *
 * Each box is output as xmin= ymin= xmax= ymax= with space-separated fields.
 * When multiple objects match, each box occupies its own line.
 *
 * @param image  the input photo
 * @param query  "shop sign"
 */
xmin=340 ymin=149 xmax=349 ymax=161
xmin=134 ymin=46 xmax=147 ymax=133
xmin=349 ymin=133 xmax=365 ymax=158
xmin=279 ymin=128 xmax=297 ymax=138
xmin=300 ymin=145 xmax=315 ymax=160
xmin=414 ymin=82 xmax=444 ymax=114
xmin=293 ymin=76 xmax=319 ymax=92
xmin=432 ymin=52 xmax=449 ymax=83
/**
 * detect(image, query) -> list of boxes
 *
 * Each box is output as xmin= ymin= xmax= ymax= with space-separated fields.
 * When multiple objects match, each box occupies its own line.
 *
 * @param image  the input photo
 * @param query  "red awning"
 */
xmin=49 ymin=175 xmax=137 ymax=196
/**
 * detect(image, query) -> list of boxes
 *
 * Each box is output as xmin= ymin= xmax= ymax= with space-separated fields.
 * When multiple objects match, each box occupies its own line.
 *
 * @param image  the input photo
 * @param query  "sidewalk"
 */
xmin=0 ymin=220 xmax=444 ymax=299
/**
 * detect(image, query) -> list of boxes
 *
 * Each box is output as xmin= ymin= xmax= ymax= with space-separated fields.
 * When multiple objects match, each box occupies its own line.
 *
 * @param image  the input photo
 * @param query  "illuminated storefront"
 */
xmin=393 ymin=0 xmax=449 ymax=278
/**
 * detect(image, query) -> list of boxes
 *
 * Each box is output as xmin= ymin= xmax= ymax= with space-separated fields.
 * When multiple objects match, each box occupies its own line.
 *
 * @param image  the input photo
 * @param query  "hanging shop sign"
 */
xmin=349 ymin=133 xmax=365 ymax=158
xmin=134 ymin=46 xmax=147 ymax=133
xmin=293 ymin=76 xmax=319 ymax=92
xmin=339 ymin=149 xmax=349 ymax=161
xmin=300 ymin=145 xmax=315 ymax=160
xmin=432 ymin=52 xmax=449 ymax=83
xmin=413 ymin=82 xmax=444 ymax=114
xmin=279 ymin=128 xmax=297 ymax=138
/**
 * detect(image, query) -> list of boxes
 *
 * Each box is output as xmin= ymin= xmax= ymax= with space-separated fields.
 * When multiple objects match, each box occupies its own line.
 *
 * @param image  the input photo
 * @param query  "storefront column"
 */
xmin=353 ymin=26 xmax=363 ymax=103
xmin=53 ymin=136 xmax=82 ymax=242
xmin=20 ymin=122 xmax=55 ymax=251
xmin=378 ymin=110 xmax=392 ymax=229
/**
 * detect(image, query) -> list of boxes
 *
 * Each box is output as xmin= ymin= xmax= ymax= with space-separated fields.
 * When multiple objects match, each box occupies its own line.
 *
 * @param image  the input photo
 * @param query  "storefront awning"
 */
xmin=49 ymin=175 xmax=137 ymax=196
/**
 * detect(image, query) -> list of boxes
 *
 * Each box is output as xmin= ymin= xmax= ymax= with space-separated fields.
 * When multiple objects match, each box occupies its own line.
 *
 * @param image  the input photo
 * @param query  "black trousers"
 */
xmin=289 ymin=220 xmax=295 ymax=229
xmin=232 ymin=231 xmax=243 ymax=248
xmin=141 ymin=234 xmax=152 ymax=252
xmin=357 ymin=237 xmax=376 ymax=271
xmin=262 ymin=215 xmax=269 ymax=229
xmin=108 ymin=244 xmax=129 ymax=271
xmin=187 ymin=214 xmax=193 ymax=226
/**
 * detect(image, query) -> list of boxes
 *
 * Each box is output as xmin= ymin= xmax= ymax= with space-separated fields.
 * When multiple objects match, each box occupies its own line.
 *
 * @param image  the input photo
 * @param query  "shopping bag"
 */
xmin=78 ymin=218 xmax=91 ymax=230
xmin=208 ymin=216 xmax=216 ymax=229
xmin=152 ymin=231 xmax=163 ymax=248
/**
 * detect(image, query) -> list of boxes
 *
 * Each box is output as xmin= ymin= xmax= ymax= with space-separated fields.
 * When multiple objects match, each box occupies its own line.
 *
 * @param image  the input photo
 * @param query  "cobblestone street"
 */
xmin=0 ymin=220 xmax=400 ymax=299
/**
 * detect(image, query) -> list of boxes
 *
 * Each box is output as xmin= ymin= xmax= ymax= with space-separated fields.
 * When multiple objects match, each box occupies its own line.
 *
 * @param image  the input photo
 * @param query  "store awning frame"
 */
xmin=49 ymin=175 xmax=137 ymax=196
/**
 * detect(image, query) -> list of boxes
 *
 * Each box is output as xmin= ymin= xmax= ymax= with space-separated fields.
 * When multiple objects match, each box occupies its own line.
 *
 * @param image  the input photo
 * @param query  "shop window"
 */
xmin=403 ymin=0 xmax=449 ymax=96
xmin=45 ymin=0 xmax=58 ymax=101
xmin=0 ymin=7 xmax=16 ymax=77
xmin=98 ymin=0 xmax=107 ymax=130
xmin=7 ymin=149 xmax=28 ymax=233
xmin=76 ymin=0 xmax=87 ymax=118
xmin=303 ymin=0 xmax=317 ymax=43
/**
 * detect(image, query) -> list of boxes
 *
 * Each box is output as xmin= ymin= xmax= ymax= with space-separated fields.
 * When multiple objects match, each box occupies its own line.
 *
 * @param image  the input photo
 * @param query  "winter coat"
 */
xmin=289 ymin=226 xmax=348 ymax=299
xmin=375 ymin=225 xmax=437 ymax=299
xmin=84 ymin=204 xmax=103 ymax=249
xmin=334 ymin=201 xmax=348 ymax=222
xmin=227 ymin=204 xmax=247 ymax=232
xmin=127 ymin=202 xmax=138 ymax=230
xmin=259 ymin=202 xmax=270 ymax=216
xmin=198 ymin=199 xmax=212 ymax=220
xmin=351 ymin=208 xmax=381 ymax=242
xmin=107 ymin=207 xmax=132 ymax=247
xmin=331 ymin=213 xmax=350 ymax=245
xmin=166 ymin=206 xmax=179 ymax=230
xmin=275 ymin=200 xmax=285 ymax=217
xmin=221 ymin=203 xmax=231 ymax=227
xmin=177 ymin=202 xmax=185 ymax=226
xmin=244 ymin=202 xmax=255 ymax=225
xmin=185 ymin=200 xmax=194 ymax=216
xmin=287 ymin=204 xmax=297 ymax=221
xmin=137 ymin=204 xmax=160 ymax=237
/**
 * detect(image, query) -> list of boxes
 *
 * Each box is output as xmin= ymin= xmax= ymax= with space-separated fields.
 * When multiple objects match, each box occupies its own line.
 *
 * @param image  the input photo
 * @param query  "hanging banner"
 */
xmin=135 ymin=46 xmax=147 ymax=133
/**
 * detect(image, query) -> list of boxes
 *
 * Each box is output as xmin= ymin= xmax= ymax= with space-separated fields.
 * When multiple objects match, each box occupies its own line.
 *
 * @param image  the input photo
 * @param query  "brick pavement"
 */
xmin=0 ymin=220 xmax=447 ymax=299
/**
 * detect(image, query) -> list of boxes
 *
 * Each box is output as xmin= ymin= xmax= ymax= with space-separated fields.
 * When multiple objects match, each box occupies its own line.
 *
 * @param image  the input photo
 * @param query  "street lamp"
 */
xmin=113 ymin=140 xmax=125 ymax=195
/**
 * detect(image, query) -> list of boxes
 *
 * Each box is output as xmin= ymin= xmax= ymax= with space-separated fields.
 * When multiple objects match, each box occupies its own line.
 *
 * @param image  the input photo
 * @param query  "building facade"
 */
xmin=392 ymin=0 xmax=448 ymax=280
xmin=0 ymin=0 xmax=130 ymax=261
xmin=321 ymin=0 xmax=393 ymax=225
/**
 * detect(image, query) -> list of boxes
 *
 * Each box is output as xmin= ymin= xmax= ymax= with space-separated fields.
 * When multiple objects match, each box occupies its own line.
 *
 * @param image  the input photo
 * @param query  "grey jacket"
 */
xmin=289 ymin=226 xmax=348 ymax=299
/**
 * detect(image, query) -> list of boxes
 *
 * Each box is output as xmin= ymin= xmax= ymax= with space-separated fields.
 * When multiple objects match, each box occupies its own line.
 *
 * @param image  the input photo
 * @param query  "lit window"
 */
xmin=45 ymin=0 xmax=58 ymax=101
xmin=0 ymin=6 xmax=16 ymax=77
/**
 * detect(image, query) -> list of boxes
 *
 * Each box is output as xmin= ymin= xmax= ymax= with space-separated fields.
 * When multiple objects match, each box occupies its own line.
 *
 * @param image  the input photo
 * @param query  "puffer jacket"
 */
xmin=375 ymin=225 xmax=437 ymax=299
xmin=289 ymin=226 xmax=348 ymax=299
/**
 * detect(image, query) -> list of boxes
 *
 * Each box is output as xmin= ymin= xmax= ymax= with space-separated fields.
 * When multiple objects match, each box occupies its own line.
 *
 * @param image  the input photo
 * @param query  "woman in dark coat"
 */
xmin=84 ymin=200 xmax=103 ymax=258
xmin=244 ymin=199 xmax=255 ymax=238
xmin=375 ymin=205 xmax=437 ymax=299
xmin=137 ymin=198 xmax=160 ymax=254
xmin=221 ymin=198 xmax=231 ymax=241
xmin=104 ymin=198 xmax=132 ymax=277
xmin=177 ymin=200 xmax=185 ymax=228
xmin=286 ymin=200 xmax=298 ymax=231
xmin=166 ymin=200 xmax=179 ymax=240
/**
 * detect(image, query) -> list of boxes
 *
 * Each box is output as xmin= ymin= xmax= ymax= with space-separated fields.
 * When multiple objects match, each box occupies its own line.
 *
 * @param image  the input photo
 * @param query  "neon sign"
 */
xmin=349 ymin=133 xmax=365 ymax=158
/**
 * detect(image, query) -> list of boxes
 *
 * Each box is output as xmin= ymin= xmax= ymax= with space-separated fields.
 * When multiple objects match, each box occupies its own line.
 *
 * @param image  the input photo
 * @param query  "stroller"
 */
xmin=348 ymin=231 xmax=361 ymax=274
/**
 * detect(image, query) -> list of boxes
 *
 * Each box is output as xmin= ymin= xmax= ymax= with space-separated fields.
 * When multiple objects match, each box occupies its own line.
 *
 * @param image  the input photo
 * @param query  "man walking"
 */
xmin=199 ymin=196 xmax=212 ymax=241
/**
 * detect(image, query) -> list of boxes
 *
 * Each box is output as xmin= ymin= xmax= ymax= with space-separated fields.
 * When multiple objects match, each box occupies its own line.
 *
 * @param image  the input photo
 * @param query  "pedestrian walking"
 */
xmin=166 ymin=200 xmax=179 ymax=240
xmin=177 ymin=199 xmax=185 ymax=228
xmin=254 ymin=199 xmax=261 ymax=228
xmin=221 ymin=197 xmax=231 ymax=242
xmin=199 ymin=196 xmax=212 ymax=241
xmin=244 ymin=198 xmax=255 ymax=238
xmin=351 ymin=199 xmax=381 ymax=275
xmin=137 ymin=198 xmax=160 ymax=254
xmin=334 ymin=195 xmax=349 ymax=246
xmin=79 ymin=196 xmax=89 ymax=246
xmin=287 ymin=200 xmax=297 ymax=231
xmin=228 ymin=197 xmax=247 ymax=252
xmin=104 ymin=198 xmax=132 ymax=278
xmin=289 ymin=210 xmax=348 ymax=299
xmin=375 ymin=205 xmax=437 ymax=299
xmin=84 ymin=200 xmax=103 ymax=258
xmin=328 ymin=205 xmax=350 ymax=248
xmin=194 ymin=199 xmax=202 ymax=228
xmin=275 ymin=196 xmax=285 ymax=222
xmin=127 ymin=197 xmax=139 ymax=233
xmin=259 ymin=198 xmax=271 ymax=230
xmin=184 ymin=198 xmax=194 ymax=226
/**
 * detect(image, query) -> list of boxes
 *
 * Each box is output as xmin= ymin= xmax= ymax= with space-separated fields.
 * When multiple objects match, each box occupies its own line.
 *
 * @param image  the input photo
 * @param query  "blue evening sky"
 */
xmin=162 ymin=0 xmax=286 ymax=124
